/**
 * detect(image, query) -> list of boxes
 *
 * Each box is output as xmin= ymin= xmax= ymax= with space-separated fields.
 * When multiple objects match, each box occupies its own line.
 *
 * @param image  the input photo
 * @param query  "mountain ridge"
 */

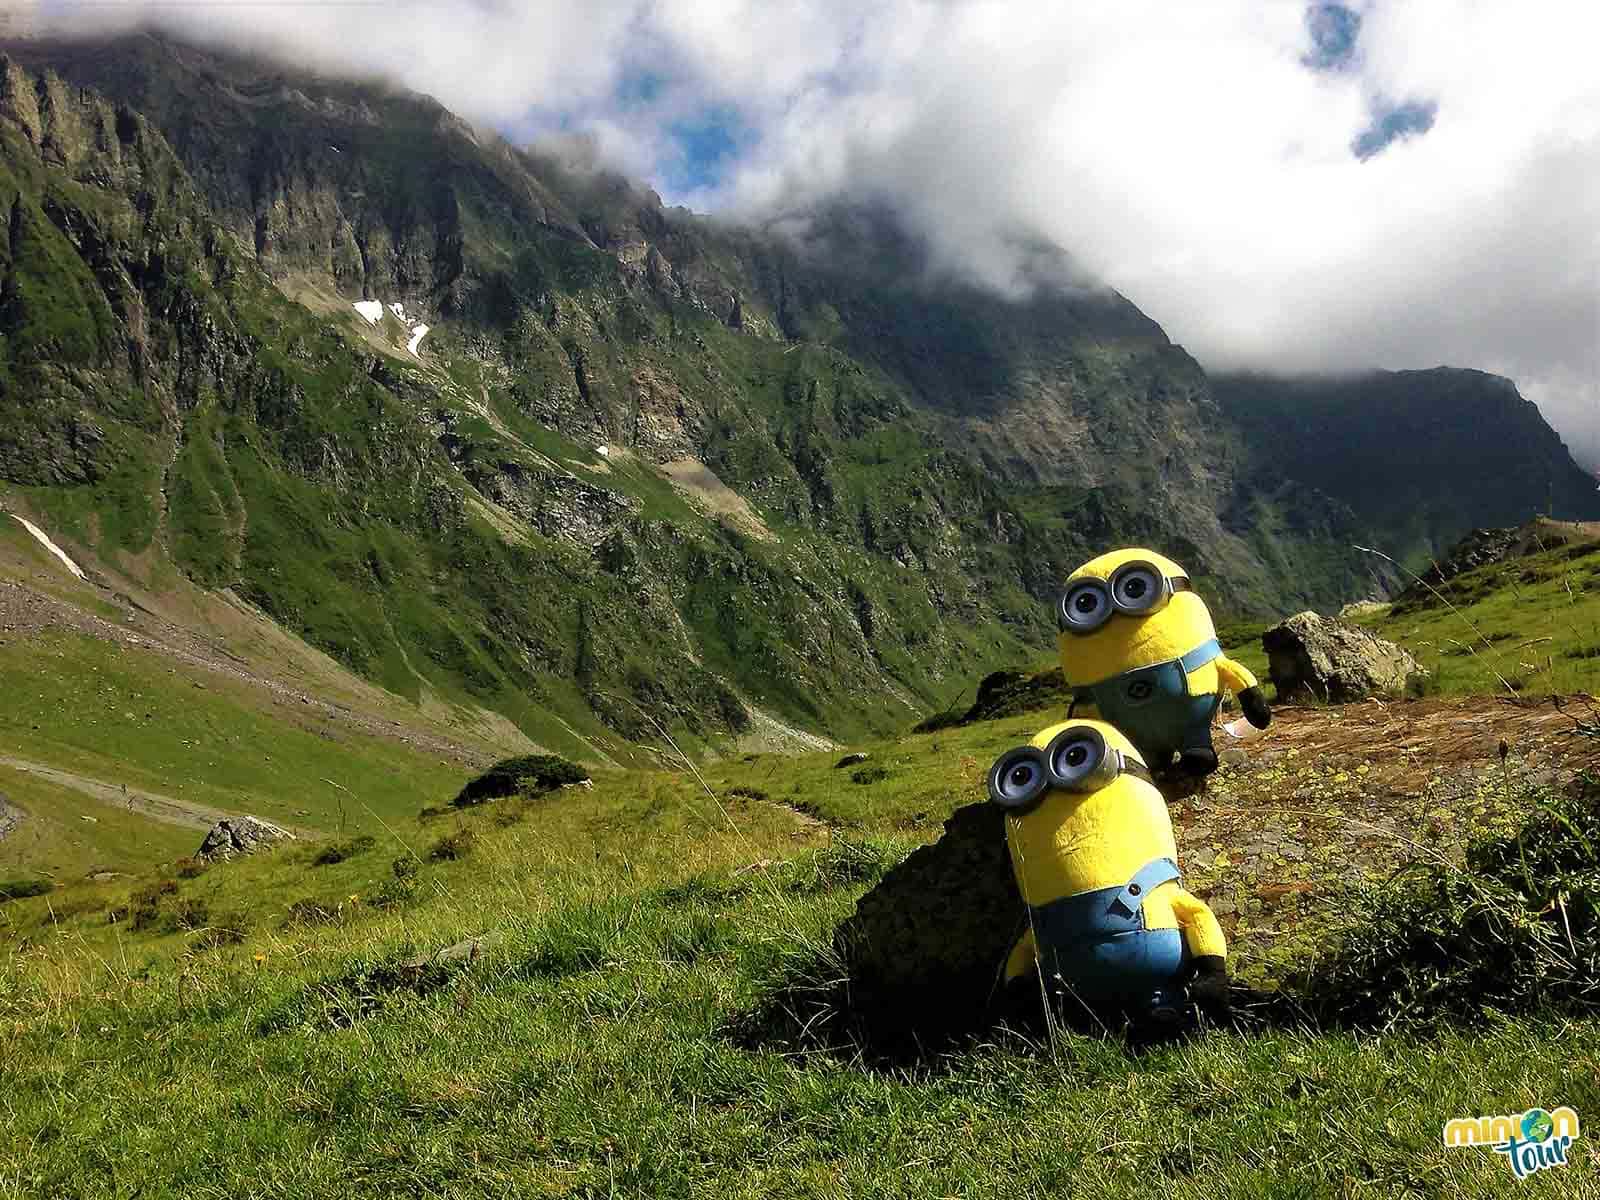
xmin=1 ymin=34 xmax=1594 ymax=751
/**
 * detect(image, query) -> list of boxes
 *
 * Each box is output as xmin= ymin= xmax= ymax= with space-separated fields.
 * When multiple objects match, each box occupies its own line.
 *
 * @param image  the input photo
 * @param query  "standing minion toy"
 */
xmin=991 ymin=719 xmax=1229 ymax=1023
xmin=1058 ymin=548 xmax=1271 ymax=775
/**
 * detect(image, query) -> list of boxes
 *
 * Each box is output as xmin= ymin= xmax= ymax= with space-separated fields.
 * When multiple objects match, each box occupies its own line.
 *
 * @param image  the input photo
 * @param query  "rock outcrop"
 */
xmin=833 ymin=802 xmax=1021 ymax=1036
xmin=1263 ymin=611 xmax=1424 ymax=702
xmin=196 ymin=816 xmax=295 ymax=861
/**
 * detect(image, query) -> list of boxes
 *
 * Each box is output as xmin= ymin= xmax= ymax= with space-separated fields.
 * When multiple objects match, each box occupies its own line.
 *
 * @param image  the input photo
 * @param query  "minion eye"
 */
xmin=1048 ymin=733 xmax=1103 ymax=786
xmin=1111 ymin=565 xmax=1163 ymax=613
xmin=988 ymin=747 xmax=1051 ymax=810
xmin=1059 ymin=580 xmax=1112 ymax=633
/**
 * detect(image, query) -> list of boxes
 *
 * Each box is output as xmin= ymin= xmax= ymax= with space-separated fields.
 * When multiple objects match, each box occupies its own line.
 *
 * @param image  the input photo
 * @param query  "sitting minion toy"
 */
xmin=1058 ymin=548 xmax=1270 ymax=775
xmin=990 ymin=719 xmax=1229 ymax=1022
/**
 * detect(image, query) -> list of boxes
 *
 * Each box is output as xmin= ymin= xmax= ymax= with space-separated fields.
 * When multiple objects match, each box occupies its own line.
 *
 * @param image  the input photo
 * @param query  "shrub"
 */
xmin=392 ymin=855 xmax=419 ymax=880
xmin=312 ymin=835 xmax=376 ymax=867
xmin=368 ymin=875 xmax=418 ymax=910
xmin=112 ymin=878 xmax=179 ymax=930
xmin=727 ymin=786 xmax=769 ymax=802
xmin=453 ymin=754 xmax=589 ymax=806
xmin=1275 ymin=781 xmax=1600 ymax=1029
xmin=174 ymin=857 xmax=209 ymax=880
xmin=0 ymin=878 xmax=53 ymax=903
xmin=850 ymin=765 xmax=890 ymax=786
xmin=428 ymin=829 xmax=475 ymax=861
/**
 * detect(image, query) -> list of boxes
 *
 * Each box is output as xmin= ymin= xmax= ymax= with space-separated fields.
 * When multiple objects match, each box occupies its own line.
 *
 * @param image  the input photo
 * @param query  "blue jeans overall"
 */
xmin=1073 ymin=638 xmax=1223 ymax=765
xmin=1027 ymin=857 xmax=1187 ymax=1010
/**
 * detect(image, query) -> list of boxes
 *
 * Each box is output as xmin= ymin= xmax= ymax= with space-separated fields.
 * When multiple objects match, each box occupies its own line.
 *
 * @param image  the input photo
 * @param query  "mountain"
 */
xmin=1215 ymin=369 xmax=1600 ymax=575
xmin=0 ymin=32 xmax=1591 ymax=752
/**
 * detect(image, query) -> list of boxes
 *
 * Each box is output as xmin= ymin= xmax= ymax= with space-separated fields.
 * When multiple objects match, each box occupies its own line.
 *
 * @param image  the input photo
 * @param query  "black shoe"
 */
xmin=1177 ymin=748 xmax=1219 ymax=777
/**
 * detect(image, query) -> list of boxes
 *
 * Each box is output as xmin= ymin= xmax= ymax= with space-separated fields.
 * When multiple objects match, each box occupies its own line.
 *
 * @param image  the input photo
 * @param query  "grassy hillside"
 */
xmin=5 ymin=667 xmax=1598 ymax=1196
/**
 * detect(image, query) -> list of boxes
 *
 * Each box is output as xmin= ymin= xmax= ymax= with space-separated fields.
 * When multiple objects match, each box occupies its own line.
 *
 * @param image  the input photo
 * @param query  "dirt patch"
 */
xmin=659 ymin=459 xmax=776 ymax=543
xmin=1166 ymin=695 xmax=1600 ymax=981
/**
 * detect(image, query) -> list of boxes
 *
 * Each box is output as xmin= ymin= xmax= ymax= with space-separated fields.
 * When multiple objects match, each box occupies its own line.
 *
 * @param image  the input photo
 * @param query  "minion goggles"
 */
xmin=987 ymin=725 xmax=1153 ymax=812
xmin=1058 ymin=561 xmax=1192 ymax=635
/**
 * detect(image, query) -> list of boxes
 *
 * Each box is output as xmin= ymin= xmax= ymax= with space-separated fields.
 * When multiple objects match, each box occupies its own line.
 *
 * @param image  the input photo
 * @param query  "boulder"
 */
xmin=1262 ymin=611 xmax=1424 ymax=703
xmin=196 ymin=816 xmax=295 ymax=861
xmin=833 ymin=802 xmax=1021 ymax=1037
xmin=833 ymin=752 xmax=870 ymax=769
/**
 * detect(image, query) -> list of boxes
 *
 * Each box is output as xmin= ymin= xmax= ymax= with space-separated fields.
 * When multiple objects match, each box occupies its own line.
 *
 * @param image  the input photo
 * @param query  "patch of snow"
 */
xmin=353 ymin=300 xmax=383 ymax=325
xmin=10 ymin=514 xmax=85 ymax=579
xmin=406 ymin=324 xmax=429 ymax=356
xmin=388 ymin=301 xmax=408 ymax=322
xmin=596 ymin=445 xmax=609 ymax=457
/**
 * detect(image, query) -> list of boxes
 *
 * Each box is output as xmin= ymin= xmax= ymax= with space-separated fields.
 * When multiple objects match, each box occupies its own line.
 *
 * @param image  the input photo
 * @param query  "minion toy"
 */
xmin=990 ymin=720 xmax=1229 ymax=1023
xmin=1058 ymin=548 xmax=1270 ymax=775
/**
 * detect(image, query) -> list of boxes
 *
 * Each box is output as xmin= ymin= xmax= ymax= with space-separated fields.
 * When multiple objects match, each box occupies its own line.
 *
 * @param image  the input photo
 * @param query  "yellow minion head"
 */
xmin=1056 ymin=548 xmax=1218 ymax=686
xmin=988 ymin=718 xmax=1167 ymax=904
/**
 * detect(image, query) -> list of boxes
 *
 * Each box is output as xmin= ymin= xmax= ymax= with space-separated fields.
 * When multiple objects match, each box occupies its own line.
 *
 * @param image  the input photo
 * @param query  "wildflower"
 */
xmin=253 ymin=953 xmax=266 ymax=966
xmin=348 ymin=894 xmax=360 ymax=904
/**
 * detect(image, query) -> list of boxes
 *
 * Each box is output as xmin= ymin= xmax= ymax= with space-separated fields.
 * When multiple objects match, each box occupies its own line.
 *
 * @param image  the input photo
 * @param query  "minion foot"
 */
xmin=1177 ymin=748 xmax=1218 ymax=777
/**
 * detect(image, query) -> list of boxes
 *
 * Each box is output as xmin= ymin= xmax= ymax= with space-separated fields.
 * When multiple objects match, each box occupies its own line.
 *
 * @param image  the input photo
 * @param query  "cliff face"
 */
xmin=1 ymin=35 xmax=1591 ymax=750
xmin=7 ymin=33 xmax=1350 ymax=614
xmin=1215 ymin=369 xmax=1600 ymax=572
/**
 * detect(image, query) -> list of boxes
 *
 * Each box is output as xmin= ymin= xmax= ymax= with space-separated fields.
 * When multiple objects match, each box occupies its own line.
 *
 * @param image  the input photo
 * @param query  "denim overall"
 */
xmin=1027 ymin=856 xmax=1186 ymax=1010
xmin=1073 ymin=638 xmax=1223 ymax=765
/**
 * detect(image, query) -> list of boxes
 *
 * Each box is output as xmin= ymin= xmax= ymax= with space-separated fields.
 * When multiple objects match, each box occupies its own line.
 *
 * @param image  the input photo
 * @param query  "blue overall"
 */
xmin=1073 ymin=638 xmax=1223 ymax=765
xmin=1027 ymin=857 xmax=1187 ymax=1008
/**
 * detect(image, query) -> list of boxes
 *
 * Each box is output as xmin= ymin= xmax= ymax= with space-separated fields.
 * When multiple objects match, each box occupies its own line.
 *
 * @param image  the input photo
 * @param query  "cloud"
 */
xmin=48 ymin=0 xmax=1600 ymax=466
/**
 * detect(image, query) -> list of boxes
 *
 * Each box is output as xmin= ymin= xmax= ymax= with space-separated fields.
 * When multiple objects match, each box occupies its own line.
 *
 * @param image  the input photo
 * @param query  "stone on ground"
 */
xmin=833 ymin=802 xmax=1020 ymax=1035
xmin=196 ymin=816 xmax=295 ymax=861
xmin=1262 ymin=611 xmax=1424 ymax=702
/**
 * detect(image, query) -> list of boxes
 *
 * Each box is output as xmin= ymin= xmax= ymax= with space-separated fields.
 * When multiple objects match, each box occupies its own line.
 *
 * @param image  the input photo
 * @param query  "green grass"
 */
xmin=0 ymin=631 xmax=470 ymax=854
xmin=0 ymin=765 xmax=195 ymax=882
xmin=1362 ymin=543 xmax=1600 ymax=698
xmin=4 ymin=681 xmax=1597 ymax=1196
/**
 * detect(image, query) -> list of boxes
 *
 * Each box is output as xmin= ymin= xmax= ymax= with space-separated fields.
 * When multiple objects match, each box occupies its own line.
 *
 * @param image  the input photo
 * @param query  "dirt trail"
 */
xmin=0 ymin=755 xmax=245 ymax=832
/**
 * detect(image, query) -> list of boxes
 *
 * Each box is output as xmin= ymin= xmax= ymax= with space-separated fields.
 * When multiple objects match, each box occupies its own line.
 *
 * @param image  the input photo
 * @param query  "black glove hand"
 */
xmin=1239 ymin=685 xmax=1272 ymax=730
xmin=1188 ymin=954 xmax=1230 ymax=1017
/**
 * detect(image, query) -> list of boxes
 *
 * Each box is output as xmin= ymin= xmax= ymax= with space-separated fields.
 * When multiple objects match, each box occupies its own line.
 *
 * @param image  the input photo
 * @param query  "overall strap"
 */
xmin=1078 ymin=639 xmax=1222 ymax=693
xmin=1106 ymin=856 xmax=1180 ymax=920
xmin=1178 ymin=638 xmax=1222 ymax=673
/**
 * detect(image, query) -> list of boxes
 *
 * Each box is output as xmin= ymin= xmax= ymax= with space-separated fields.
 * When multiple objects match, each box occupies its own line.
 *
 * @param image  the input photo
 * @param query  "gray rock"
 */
xmin=0 ymin=792 xmax=19 ymax=842
xmin=196 ymin=816 xmax=296 ymax=861
xmin=1219 ymin=747 xmax=1250 ymax=768
xmin=834 ymin=752 xmax=871 ymax=769
xmin=1262 ymin=611 xmax=1425 ymax=703
xmin=833 ymin=802 xmax=1020 ymax=1033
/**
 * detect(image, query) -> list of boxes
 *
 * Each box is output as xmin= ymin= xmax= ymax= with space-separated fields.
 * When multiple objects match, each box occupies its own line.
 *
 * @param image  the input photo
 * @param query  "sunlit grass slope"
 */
xmin=4 ymin=689 xmax=1598 ymax=1198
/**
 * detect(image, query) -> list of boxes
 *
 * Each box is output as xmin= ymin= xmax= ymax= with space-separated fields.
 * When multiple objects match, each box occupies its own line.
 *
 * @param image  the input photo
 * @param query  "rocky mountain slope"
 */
xmin=1 ymin=32 xmax=1594 ymax=750
xmin=1216 ymin=369 xmax=1600 ymax=574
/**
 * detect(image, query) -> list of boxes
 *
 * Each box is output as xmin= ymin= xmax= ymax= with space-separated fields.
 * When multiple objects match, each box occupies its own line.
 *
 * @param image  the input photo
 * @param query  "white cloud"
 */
xmin=55 ymin=0 xmax=1600 ymax=465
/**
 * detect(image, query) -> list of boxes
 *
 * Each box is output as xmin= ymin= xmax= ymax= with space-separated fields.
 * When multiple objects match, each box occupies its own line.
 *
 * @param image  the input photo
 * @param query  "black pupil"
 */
xmin=1125 ymin=577 xmax=1147 ymax=598
xmin=1009 ymin=765 xmax=1033 ymax=787
xmin=1074 ymin=592 xmax=1098 ymax=613
xmin=1065 ymin=746 xmax=1088 ymax=767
